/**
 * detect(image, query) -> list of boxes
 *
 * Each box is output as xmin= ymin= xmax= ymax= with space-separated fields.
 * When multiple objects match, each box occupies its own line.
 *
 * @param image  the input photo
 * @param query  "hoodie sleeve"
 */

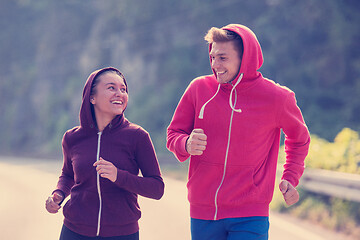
xmin=114 ymin=130 xmax=164 ymax=200
xmin=55 ymin=132 xmax=75 ymax=198
xmin=278 ymin=91 xmax=310 ymax=187
xmin=166 ymin=81 xmax=197 ymax=162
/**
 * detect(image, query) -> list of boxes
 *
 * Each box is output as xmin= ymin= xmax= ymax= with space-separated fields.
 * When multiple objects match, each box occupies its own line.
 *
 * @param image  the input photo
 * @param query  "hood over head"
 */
xmin=209 ymin=24 xmax=263 ymax=81
xmin=79 ymin=67 xmax=128 ymax=130
xmin=199 ymin=24 xmax=263 ymax=118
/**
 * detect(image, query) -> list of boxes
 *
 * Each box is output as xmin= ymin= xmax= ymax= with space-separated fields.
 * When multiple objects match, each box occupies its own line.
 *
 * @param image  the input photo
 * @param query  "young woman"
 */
xmin=46 ymin=67 xmax=164 ymax=240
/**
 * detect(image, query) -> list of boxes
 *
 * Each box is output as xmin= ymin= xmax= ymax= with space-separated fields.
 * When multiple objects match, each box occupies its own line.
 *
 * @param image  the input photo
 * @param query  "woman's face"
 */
xmin=90 ymin=72 xmax=128 ymax=122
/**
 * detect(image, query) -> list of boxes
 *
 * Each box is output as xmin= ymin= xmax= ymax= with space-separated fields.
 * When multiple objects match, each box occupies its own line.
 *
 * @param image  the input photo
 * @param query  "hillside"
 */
xmin=1 ymin=0 xmax=359 ymax=157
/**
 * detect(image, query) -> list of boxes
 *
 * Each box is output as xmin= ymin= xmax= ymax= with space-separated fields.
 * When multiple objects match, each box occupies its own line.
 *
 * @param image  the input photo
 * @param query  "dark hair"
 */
xmin=89 ymin=68 xmax=128 ymax=125
xmin=90 ymin=68 xmax=128 ymax=96
xmin=204 ymin=27 xmax=244 ymax=59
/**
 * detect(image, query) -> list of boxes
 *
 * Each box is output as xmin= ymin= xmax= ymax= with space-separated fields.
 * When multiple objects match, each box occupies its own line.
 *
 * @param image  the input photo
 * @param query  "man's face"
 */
xmin=210 ymin=41 xmax=241 ymax=84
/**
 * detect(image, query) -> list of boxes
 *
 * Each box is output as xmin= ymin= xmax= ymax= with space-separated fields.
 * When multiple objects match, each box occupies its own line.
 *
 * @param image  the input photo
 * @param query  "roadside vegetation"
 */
xmin=272 ymin=128 xmax=360 ymax=239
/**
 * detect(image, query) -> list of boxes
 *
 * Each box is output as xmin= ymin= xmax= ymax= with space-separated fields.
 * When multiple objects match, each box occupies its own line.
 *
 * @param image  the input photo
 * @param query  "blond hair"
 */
xmin=204 ymin=27 xmax=243 ymax=58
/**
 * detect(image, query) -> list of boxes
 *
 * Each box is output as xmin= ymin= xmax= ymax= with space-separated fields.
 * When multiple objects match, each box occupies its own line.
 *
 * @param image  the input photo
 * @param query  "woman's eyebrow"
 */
xmin=105 ymin=82 xmax=126 ymax=87
xmin=104 ymin=82 xmax=116 ymax=86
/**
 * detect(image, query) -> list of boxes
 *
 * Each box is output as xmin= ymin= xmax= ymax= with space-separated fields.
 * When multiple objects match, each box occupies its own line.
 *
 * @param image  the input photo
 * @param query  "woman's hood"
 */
xmin=79 ymin=67 xmax=126 ymax=130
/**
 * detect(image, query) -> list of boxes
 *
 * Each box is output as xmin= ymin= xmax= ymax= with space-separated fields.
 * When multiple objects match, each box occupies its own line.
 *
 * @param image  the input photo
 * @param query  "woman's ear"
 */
xmin=90 ymin=97 xmax=95 ymax=105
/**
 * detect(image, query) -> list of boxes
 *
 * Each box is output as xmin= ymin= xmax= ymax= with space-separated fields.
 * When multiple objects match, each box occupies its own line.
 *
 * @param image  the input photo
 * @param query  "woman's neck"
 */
xmin=95 ymin=114 xmax=114 ymax=132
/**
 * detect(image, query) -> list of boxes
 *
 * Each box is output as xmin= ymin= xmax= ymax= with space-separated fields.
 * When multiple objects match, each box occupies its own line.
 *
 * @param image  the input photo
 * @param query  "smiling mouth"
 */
xmin=217 ymin=71 xmax=226 ymax=76
xmin=111 ymin=100 xmax=123 ymax=105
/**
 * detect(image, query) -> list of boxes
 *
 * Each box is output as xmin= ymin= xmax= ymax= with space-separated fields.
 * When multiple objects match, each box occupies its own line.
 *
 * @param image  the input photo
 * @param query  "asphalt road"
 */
xmin=0 ymin=157 xmax=354 ymax=240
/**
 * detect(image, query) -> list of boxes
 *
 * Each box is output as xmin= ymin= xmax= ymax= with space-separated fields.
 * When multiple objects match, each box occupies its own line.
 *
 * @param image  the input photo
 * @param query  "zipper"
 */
xmin=96 ymin=131 xmax=102 ymax=236
xmin=213 ymin=88 xmax=238 ymax=220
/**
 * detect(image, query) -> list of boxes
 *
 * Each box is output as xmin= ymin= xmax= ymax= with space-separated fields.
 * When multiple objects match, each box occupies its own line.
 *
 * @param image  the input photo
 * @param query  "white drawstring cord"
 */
xmin=198 ymin=73 xmax=243 ymax=119
xmin=198 ymin=84 xmax=221 ymax=119
xmin=229 ymin=73 xmax=243 ymax=113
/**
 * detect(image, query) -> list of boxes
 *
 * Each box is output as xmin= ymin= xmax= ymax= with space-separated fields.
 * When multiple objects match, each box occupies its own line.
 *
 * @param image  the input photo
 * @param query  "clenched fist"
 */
xmin=186 ymin=129 xmax=207 ymax=155
xmin=45 ymin=191 xmax=64 ymax=214
xmin=279 ymin=180 xmax=299 ymax=206
xmin=93 ymin=157 xmax=118 ymax=182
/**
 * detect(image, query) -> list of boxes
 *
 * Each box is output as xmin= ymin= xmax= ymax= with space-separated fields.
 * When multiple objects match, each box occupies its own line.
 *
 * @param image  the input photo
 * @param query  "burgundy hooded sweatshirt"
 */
xmin=55 ymin=67 xmax=164 ymax=237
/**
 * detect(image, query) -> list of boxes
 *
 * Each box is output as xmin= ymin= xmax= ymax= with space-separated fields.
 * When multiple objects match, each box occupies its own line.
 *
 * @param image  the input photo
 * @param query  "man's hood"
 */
xmin=209 ymin=24 xmax=264 ymax=81
xmin=199 ymin=24 xmax=264 ymax=118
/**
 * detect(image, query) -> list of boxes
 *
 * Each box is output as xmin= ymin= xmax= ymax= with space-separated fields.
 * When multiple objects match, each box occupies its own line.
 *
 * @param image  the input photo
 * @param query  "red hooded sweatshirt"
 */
xmin=55 ymin=67 xmax=164 ymax=237
xmin=167 ymin=24 xmax=310 ymax=220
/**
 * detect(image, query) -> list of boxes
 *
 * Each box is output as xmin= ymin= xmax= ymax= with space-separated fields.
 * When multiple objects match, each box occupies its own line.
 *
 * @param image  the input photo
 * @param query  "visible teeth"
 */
xmin=112 ymin=100 xmax=123 ymax=104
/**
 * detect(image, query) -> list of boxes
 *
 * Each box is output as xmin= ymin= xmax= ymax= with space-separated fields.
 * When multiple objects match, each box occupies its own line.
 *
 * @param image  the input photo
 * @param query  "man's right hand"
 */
xmin=186 ymin=129 xmax=207 ymax=155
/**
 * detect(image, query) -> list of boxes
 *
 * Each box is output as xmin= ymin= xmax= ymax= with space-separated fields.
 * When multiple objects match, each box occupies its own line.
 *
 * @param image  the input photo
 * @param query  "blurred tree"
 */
xmin=0 ymin=0 xmax=359 ymax=157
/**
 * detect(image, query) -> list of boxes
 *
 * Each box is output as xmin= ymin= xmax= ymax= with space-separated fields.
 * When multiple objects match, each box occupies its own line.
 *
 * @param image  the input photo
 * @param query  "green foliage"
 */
xmin=278 ymin=127 xmax=360 ymax=174
xmin=271 ymin=188 xmax=360 ymax=239
xmin=305 ymin=128 xmax=360 ymax=174
xmin=0 ymin=0 xmax=360 ymax=157
xmin=274 ymin=128 xmax=360 ymax=238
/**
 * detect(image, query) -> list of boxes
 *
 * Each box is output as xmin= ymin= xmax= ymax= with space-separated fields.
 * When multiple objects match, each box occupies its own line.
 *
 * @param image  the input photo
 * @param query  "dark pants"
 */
xmin=59 ymin=225 xmax=139 ymax=240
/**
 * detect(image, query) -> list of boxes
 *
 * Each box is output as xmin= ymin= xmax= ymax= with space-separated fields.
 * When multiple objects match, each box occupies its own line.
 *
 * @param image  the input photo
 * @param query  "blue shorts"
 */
xmin=191 ymin=216 xmax=269 ymax=240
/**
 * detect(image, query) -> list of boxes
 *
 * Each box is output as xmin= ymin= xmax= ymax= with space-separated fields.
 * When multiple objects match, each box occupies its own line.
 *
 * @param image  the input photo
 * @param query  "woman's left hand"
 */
xmin=93 ymin=157 xmax=118 ymax=182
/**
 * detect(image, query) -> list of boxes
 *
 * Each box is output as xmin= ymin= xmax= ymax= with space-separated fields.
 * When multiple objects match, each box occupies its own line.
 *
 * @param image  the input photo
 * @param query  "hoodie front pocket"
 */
xmin=101 ymin=190 xmax=141 ymax=225
xmin=63 ymin=191 xmax=99 ymax=226
xmin=217 ymin=165 xmax=258 ymax=206
xmin=187 ymin=161 xmax=223 ymax=206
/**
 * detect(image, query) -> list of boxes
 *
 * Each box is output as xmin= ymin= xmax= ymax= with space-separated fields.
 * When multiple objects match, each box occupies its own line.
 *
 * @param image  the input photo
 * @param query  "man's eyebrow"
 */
xmin=210 ymin=52 xmax=227 ymax=56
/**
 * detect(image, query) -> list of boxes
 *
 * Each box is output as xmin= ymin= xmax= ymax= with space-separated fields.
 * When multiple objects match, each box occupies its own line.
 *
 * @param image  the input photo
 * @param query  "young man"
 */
xmin=166 ymin=24 xmax=310 ymax=240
